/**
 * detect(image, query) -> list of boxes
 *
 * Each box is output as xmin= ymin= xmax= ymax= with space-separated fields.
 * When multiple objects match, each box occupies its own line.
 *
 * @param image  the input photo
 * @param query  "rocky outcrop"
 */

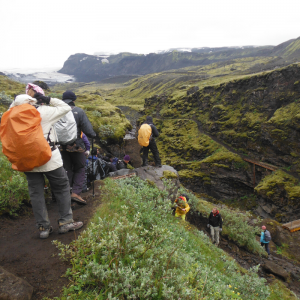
xmin=0 ymin=266 xmax=33 ymax=300
xmin=109 ymin=165 xmax=180 ymax=193
xmin=262 ymin=260 xmax=290 ymax=281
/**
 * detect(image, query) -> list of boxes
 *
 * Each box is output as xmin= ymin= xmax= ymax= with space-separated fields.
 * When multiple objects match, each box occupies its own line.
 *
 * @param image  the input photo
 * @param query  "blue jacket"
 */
xmin=260 ymin=231 xmax=270 ymax=244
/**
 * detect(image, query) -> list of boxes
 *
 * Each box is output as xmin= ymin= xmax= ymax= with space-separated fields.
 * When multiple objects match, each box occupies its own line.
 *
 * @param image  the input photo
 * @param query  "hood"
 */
xmin=9 ymin=94 xmax=37 ymax=108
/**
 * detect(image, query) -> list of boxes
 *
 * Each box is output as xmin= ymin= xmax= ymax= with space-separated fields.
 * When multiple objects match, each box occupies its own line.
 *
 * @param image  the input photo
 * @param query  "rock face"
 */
xmin=0 ymin=266 xmax=33 ymax=300
xmin=262 ymin=260 xmax=290 ymax=281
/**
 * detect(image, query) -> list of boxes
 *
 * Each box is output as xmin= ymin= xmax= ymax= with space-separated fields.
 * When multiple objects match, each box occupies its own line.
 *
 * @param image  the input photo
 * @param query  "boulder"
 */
xmin=262 ymin=260 xmax=289 ymax=281
xmin=0 ymin=266 xmax=33 ymax=300
xmin=135 ymin=165 xmax=180 ymax=192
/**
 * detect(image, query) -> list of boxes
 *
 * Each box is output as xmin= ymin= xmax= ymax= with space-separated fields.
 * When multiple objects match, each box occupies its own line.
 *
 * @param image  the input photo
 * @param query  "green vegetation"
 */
xmin=255 ymin=170 xmax=300 ymax=205
xmin=52 ymin=177 xmax=270 ymax=299
xmin=0 ymin=151 xmax=29 ymax=215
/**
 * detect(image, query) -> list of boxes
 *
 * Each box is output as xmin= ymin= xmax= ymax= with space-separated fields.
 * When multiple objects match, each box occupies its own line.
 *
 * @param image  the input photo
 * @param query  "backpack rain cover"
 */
xmin=0 ymin=104 xmax=52 ymax=171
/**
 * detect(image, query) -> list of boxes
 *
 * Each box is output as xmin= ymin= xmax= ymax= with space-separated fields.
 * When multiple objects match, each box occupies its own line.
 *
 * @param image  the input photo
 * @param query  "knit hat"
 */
xmin=62 ymin=90 xmax=77 ymax=101
xmin=262 ymin=225 xmax=266 ymax=230
xmin=124 ymin=155 xmax=130 ymax=161
xmin=26 ymin=83 xmax=45 ymax=96
xmin=145 ymin=116 xmax=153 ymax=124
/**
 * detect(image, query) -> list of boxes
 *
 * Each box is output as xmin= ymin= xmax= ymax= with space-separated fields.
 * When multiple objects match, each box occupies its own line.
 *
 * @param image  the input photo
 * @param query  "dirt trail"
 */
xmin=0 ymin=181 xmax=102 ymax=300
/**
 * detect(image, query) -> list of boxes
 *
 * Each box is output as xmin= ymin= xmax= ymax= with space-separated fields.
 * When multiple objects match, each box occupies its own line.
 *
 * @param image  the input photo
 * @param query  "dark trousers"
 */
xmin=261 ymin=242 xmax=270 ymax=255
xmin=25 ymin=167 xmax=73 ymax=229
xmin=61 ymin=151 xmax=86 ymax=195
xmin=142 ymin=139 xmax=161 ymax=165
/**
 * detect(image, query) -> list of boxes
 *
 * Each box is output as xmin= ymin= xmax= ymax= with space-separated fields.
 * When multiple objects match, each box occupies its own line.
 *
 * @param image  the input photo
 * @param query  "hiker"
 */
xmin=174 ymin=195 xmax=190 ymax=221
xmin=138 ymin=116 xmax=161 ymax=167
xmin=207 ymin=207 xmax=223 ymax=246
xmin=260 ymin=225 xmax=271 ymax=255
xmin=116 ymin=155 xmax=133 ymax=170
xmin=60 ymin=90 xmax=96 ymax=205
xmin=11 ymin=91 xmax=83 ymax=238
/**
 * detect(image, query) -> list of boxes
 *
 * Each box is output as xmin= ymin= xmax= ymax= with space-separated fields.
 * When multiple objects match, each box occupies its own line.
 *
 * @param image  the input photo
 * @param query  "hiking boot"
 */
xmin=58 ymin=222 xmax=83 ymax=234
xmin=142 ymin=159 xmax=148 ymax=167
xmin=71 ymin=193 xmax=87 ymax=205
xmin=39 ymin=226 xmax=53 ymax=239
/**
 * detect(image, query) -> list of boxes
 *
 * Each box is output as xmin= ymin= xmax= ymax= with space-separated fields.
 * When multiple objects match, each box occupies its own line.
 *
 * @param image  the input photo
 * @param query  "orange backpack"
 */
xmin=138 ymin=124 xmax=152 ymax=147
xmin=0 ymin=104 xmax=52 ymax=172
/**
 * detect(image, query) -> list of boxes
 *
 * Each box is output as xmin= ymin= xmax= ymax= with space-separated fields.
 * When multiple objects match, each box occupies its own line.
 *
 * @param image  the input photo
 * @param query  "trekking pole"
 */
xmin=92 ymin=138 xmax=95 ymax=198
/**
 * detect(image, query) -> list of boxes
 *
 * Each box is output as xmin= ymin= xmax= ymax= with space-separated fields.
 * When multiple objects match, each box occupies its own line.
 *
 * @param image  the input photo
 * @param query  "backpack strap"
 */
xmin=46 ymin=128 xmax=57 ymax=151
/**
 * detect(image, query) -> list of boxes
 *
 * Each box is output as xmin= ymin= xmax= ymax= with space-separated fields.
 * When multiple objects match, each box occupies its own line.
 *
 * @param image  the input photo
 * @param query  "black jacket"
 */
xmin=208 ymin=211 xmax=222 ymax=228
xmin=63 ymin=99 xmax=96 ymax=139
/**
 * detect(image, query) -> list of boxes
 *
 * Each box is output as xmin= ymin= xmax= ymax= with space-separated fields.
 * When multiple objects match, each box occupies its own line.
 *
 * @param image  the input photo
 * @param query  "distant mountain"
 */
xmin=59 ymin=37 xmax=300 ymax=82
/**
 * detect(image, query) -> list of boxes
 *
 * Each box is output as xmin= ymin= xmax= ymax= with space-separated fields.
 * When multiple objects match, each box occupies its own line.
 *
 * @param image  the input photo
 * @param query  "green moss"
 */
xmin=255 ymin=170 xmax=300 ymax=202
xmin=162 ymin=170 xmax=178 ymax=179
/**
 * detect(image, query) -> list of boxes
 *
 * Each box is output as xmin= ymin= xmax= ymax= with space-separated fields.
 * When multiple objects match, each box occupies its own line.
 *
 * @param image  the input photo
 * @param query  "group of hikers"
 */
xmin=0 ymin=82 xmax=272 ymax=256
xmin=174 ymin=197 xmax=271 ymax=255
xmin=0 ymin=83 xmax=162 ymax=239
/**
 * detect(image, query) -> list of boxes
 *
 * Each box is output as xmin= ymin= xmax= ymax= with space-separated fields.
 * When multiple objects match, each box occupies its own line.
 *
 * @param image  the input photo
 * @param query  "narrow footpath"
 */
xmin=0 ymin=181 xmax=103 ymax=300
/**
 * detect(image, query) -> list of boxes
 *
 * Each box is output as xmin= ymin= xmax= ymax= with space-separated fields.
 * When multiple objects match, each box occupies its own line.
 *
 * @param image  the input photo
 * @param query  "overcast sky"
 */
xmin=1 ymin=0 xmax=300 ymax=70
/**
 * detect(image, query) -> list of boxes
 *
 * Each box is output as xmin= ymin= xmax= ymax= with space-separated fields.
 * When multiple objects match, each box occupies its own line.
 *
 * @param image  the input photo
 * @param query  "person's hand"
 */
xmin=219 ymin=228 xmax=222 ymax=232
xmin=34 ymin=92 xmax=50 ymax=105
xmin=207 ymin=224 xmax=210 ymax=228
xmin=85 ymin=150 xmax=90 ymax=157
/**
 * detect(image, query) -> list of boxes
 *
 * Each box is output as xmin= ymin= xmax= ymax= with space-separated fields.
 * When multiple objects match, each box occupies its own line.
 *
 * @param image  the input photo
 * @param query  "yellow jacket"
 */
xmin=175 ymin=197 xmax=190 ymax=216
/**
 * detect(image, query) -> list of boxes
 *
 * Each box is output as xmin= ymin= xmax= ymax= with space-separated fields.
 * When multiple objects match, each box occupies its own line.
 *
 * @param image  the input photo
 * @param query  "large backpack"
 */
xmin=87 ymin=158 xmax=107 ymax=181
xmin=54 ymin=110 xmax=77 ymax=145
xmin=138 ymin=124 xmax=152 ymax=147
xmin=264 ymin=230 xmax=271 ymax=242
xmin=0 ymin=104 xmax=52 ymax=171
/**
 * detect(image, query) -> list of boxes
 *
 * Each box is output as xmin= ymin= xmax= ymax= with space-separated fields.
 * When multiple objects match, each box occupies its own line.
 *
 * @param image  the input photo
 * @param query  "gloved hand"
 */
xmin=207 ymin=224 xmax=210 ymax=228
xmin=219 ymin=228 xmax=222 ymax=232
xmin=85 ymin=150 xmax=90 ymax=156
xmin=34 ymin=92 xmax=51 ymax=105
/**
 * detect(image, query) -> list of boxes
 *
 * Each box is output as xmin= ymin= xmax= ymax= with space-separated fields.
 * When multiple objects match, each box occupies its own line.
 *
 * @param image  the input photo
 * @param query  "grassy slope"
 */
xmin=49 ymin=177 xmax=295 ymax=300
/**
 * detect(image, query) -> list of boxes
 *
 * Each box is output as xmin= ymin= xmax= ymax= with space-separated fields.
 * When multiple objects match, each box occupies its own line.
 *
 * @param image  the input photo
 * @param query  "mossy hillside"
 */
xmin=145 ymin=64 xmax=300 ymax=170
xmin=0 ymin=75 xmax=25 ymax=97
xmin=255 ymin=170 xmax=300 ymax=208
xmin=74 ymin=56 xmax=275 ymax=111
xmin=155 ymin=119 xmax=249 ymax=193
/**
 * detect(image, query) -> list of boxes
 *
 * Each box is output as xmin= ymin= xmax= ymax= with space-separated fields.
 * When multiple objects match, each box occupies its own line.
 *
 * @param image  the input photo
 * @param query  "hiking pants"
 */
xmin=61 ymin=151 xmax=86 ymax=195
xmin=210 ymin=226 xmax=220 ymax=245
xmin=25 ymin=167 xmax=73 ymax=230
xmin=175 ymin=212 xmax=186 ymax=221
xmin=261 ymin=242 xmax=270 ymax=255
xmin=142 ymin=139 xmax=161 ymax=166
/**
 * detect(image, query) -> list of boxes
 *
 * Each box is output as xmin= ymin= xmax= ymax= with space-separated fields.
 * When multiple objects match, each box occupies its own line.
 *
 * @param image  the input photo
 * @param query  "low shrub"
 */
xmin=0 ymin=91 xmax=13 ymax=105
xmin=0 ymin=156 xmax=29 ymax=215
xmin=53 ymin=177 xmax=269 ymax=299
xmin=181 ymin=188 xmax=265 ymax=256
